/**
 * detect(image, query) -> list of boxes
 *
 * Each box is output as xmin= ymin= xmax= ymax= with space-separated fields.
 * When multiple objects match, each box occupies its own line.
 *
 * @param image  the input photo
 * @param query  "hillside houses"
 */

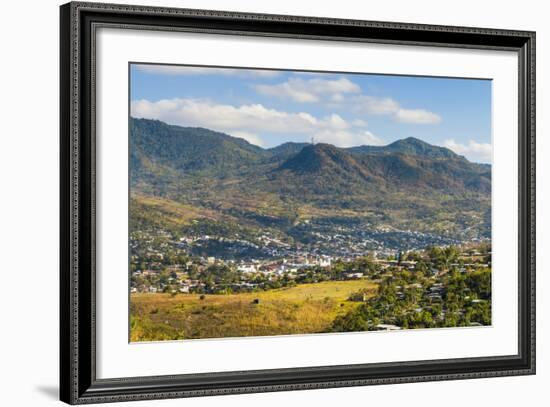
xmin=130 ymin=225 xmax=491 ymax=296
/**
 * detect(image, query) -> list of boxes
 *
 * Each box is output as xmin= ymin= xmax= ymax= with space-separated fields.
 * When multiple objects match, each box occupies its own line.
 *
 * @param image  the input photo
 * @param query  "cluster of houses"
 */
xmin=131 ymin=248 xmax=490 ymax=295
xmin=130 ymin=224 xmax=491 ymax=295
xmin=171 ymin=222 xmax=480 ymax=264
xmin=236 ymin=255 xmax=332 ymax=276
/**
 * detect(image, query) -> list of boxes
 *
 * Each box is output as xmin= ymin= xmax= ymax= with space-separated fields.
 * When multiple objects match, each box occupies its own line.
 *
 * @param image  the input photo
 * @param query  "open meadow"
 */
xmin=130 ymin=280 xmax=378 ymax=341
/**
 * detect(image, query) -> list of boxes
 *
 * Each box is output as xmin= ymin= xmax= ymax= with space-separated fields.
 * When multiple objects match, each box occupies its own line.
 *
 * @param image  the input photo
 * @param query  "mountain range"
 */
xmin=131 ymin=118 xmax=490 ymax=192
xmin=129 ymin=117 xmax=491 ymax=248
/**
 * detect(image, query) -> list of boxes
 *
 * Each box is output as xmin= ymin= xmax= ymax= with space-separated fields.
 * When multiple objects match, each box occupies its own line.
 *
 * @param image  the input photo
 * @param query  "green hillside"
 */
xmin=129 ymin=117 xmax=491 ymax=247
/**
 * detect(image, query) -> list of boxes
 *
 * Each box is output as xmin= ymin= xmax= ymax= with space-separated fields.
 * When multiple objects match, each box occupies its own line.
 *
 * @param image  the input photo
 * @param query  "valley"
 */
xmin=129 ymin=117 xmax=492 ymax=340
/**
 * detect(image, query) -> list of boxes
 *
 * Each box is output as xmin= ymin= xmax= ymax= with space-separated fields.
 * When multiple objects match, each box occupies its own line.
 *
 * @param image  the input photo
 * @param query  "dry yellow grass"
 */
xmin=130 ymin=280 xmax=377 ymax=342
xmin=132 ymin=194 xmax=220 ymax=225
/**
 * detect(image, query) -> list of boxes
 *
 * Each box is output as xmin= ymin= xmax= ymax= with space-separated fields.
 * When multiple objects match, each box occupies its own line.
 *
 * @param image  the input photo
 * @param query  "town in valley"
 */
xmin=129 ymin=66 xmax=492 ymax=341
xmin=130 ymin=224 xmax=491 ymax=339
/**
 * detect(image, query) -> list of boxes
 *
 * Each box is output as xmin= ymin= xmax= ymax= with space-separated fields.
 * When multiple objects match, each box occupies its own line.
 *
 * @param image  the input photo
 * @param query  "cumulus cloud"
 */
xmin=313 ymin=130 xmax=384 ymax=148
xmin=133 ymin=98 xmax=323 ymax=134
xmin=395 ymin=108 xmax=442 ymax=124
xmin=131 ymin=98 xmax=385 ymax=148
xmin=255 ymin=78 xmax=441 ymax=125
xmin=353 ymin=95 xmax=441 ymax=125
xmin=254 ymin=77 xmax=361 ymax=103
xmin=442 ymin=139 xmax=492 ymax=163
xmin=135 ymin=64 xmax=280 ymax=78
xmin=352 ymin=119 xmax=368 ymax=127
xmin=355 ymin=96 xmax=400 ymax=115
xmin=231 ymin=131 xmax=265 ymax=147
xmin=361 ymin=131 xmax=385 ymax=146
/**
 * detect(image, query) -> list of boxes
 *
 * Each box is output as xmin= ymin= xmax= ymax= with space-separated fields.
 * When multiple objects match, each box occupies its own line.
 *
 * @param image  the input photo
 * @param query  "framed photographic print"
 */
xmin=60 ymin=1 xmax=536 ymax=404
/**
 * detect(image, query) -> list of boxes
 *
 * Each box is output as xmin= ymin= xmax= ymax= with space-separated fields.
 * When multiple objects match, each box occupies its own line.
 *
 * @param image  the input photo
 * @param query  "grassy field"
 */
xmin=130 ymin=280 xmax=377 ymax=342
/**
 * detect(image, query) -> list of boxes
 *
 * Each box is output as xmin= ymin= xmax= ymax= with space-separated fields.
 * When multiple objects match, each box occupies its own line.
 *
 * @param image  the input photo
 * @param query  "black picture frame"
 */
xmin=60 ymin=2 xmax=536 ymax=404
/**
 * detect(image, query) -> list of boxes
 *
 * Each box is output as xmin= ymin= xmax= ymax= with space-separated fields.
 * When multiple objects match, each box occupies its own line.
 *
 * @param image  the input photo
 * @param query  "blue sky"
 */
xmin=130 ymin=63 xmax=492 ymax=163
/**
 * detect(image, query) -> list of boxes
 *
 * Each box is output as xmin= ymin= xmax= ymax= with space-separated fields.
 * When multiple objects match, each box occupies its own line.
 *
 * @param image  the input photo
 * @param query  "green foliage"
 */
xmin=348 ymin=137 xmax=458 ymax=159
xmin=129 ymin=117 xmax=491 ymax=243
xmin=332 ymin=254 xmax=492 ymax=332
xmin=128 ymin=117 xmax=493 ymax=339
xmin=131 ymin=117 xmax=264 ymax=181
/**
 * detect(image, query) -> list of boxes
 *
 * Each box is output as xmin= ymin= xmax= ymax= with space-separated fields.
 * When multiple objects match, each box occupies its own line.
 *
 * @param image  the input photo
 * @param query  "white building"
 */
xmin=318 ymin=257 xmax=332 ymax=267
xmin=237 ymin=264 xmax=257 ymax=274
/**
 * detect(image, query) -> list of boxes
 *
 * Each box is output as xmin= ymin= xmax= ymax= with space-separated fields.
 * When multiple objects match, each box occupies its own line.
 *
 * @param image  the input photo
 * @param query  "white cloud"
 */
xmin=132 ymin=98 xmax=326 ymax=134
xmin=395 ymin=108 xmax=442 ymax=124
xmin=314 ymin=130 xmax=384 ymax=148
xmin=325 ymin=113 xmax=350 ymax=130
xmin=254 ymin=77 xmax=360 ymax=103
xmin=131 ymin=98 xmax=358 ymax=147
xmin=442 ymin=139 xmax=492 ymax=163
xmin=131 ymin=98 xmax=386 ymax=148
xmin=352 ymin=119 xmax=368 ymax=127
xmin=231 ymin=131 xmax=265 ymax=147
xmin=355 ymin=96 xmax=400 ymax=115
xmin=353 ymin=95 xmax=441 ymax=125
xmin=135 ymin=64 xmax=281 ymax=78
xmin=361 ymin=131 xmax=385 ymax=146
